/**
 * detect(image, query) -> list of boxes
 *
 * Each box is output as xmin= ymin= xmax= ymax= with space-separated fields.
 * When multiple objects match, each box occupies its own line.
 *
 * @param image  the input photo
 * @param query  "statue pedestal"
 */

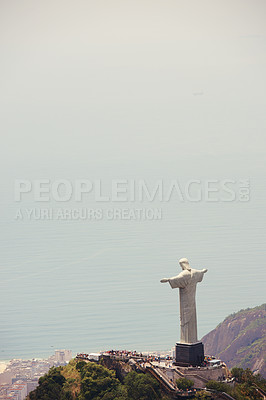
xmin=174 ymin=342 xmax=204 ymax=367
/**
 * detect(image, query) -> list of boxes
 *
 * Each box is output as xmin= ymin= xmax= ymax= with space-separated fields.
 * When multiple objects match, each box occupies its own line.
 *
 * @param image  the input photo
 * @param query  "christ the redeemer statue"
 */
xmin=160 ymin=258 xmax=207 ymax=344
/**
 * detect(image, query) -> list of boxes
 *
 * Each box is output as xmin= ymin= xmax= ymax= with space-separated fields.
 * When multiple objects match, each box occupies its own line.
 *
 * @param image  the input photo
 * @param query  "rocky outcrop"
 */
xmin=101 ymin=355 xmax=134 ymax=380
xmin=201 ymin=304 xmax=266 ymax=377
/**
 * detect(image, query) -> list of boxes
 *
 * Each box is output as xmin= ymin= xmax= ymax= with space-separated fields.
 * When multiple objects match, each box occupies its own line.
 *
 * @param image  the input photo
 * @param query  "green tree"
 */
xmin=205 ymin=380 xmax=230 ymax=394
xmin=229 ymin=367 xmax=266 ymax=400
xmin=124 ymin=371 xmax=161 ymax=400
xmin=78 ymin=362 xmax=121 ymax=400
xmin=76 ymin=361 xmax=87 ymax=371
xmin=176 ymin=377 xmax=194 ymax=391
xmin=231 ymin=367 xmax=245 ymax=382
xmin=233 ymin=381 xmax=262 ymax=400
xmin=28 ymin=367 xmax=71 ymax=400
xmin=194 ymin=391 xmax=212 ymax=399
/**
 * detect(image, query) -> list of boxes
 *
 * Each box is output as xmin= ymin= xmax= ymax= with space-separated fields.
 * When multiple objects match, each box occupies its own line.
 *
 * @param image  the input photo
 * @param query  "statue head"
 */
xmin=179 ymin=258 xmax=191 ymax=271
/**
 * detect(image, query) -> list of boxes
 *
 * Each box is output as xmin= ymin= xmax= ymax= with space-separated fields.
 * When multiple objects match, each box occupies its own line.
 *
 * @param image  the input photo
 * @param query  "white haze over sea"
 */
xmin=0 ymin=0 xmax=266 ymax=360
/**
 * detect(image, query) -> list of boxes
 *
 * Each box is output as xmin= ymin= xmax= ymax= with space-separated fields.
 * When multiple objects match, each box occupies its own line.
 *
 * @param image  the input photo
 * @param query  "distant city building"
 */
xmin=0 ymin=381 xmax=27 ymax=400
xmin=54 ymin=349 xmax=72 ymax=364
xmin=0 ymin=350 xmax=72 ymax=399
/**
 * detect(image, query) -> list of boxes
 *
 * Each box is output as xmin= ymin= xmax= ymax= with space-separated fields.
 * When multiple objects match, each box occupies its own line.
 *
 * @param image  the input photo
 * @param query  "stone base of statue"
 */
xmin=174 ymin=342 xmax=204 ymax=366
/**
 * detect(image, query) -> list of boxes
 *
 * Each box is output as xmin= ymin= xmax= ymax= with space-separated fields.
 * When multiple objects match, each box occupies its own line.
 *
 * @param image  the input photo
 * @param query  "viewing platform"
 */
xmin=76 ymin=350 xmax=233 ymax=398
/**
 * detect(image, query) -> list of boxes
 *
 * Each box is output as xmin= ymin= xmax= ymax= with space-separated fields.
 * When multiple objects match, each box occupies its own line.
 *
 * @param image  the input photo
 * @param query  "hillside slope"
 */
xmin=201 ymin=304 xmax=266 ymax=377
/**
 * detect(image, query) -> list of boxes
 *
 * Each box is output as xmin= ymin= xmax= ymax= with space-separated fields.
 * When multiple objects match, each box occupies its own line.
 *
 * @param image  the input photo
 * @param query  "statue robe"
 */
xmin=168 ymin=268 xmax=204 ymax=344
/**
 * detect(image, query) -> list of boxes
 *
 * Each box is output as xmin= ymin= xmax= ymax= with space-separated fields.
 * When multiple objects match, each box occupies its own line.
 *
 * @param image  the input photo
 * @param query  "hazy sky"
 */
xmin=1 ymin=0 xmax=266 ymax=172
xmin=0 ymin=2 xmax=266 ymax=356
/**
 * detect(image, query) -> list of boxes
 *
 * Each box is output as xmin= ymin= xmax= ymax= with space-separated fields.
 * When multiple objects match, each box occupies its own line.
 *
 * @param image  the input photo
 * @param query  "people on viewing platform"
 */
xmin=76 ymin=349 xmax=172 ymax=363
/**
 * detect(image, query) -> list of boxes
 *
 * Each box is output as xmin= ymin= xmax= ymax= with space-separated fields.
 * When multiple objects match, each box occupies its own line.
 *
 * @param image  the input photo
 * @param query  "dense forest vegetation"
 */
xmin=27 ymin=360 xmax=168 ymax=400
xmin=26 ymin=359 xmax=266 ymax=400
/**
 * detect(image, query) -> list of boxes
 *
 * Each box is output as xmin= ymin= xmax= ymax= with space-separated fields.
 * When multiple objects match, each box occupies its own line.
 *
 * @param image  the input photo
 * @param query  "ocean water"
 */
xmin=1 ymin=0 xmax=266 ymax=365
xmin=0 ymin=160 xmax=265 ymax=361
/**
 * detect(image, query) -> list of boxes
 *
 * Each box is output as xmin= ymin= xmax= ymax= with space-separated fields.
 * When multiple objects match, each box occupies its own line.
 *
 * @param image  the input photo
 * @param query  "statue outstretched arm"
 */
xmin=202 ymin=268 xmax=208 ymax=273
xmin=160 ymin=278 xmax=170 ymax=283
